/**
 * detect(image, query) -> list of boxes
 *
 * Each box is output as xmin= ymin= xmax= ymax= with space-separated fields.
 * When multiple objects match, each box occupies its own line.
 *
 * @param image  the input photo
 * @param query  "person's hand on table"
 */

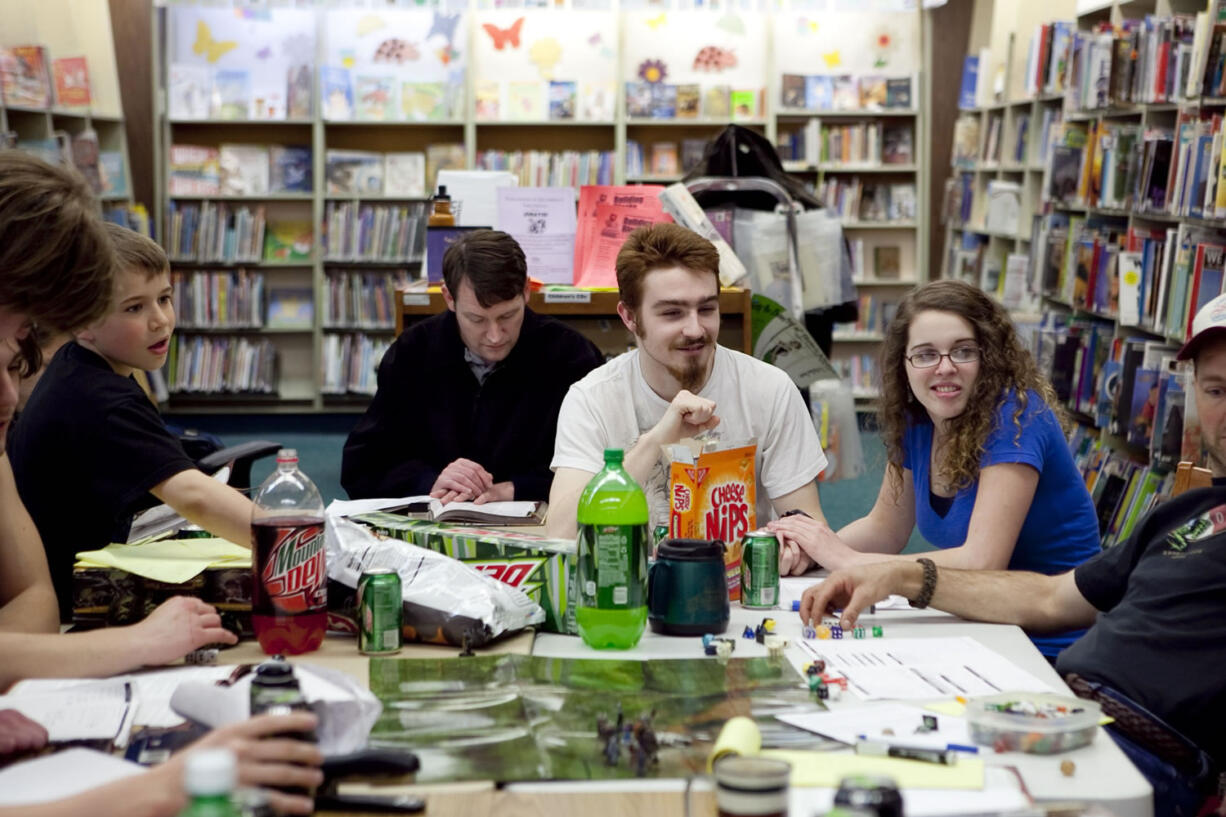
xmin=779 ymin=540 xmax=815 ymax=576
xmin=767 ymin=513 xmax=852 ymax=571
xmin=799 ymin=562 xmax=901 ymax=629
xmin=430 ymin=458 xmax=493 ymax=504
xmin=0 ymin=709 xmax=47 ymax=757
xmin=132 ymin=597 xmax=238 ymax=667
xmin=170 ymin=712 xmax=324 ymax=816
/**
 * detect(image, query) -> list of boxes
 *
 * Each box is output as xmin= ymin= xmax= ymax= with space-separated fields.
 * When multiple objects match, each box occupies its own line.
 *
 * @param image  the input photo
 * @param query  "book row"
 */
xmin=0 ymin=46 xmax=92 ymax=108
xmin=814 ymin=180 xmax=917 ymax=223
xmin=779 ymin=74 xmax=912 ymax=113
xmin=168 ymin=144 xmax=311 ymax=197
xmin=322 ymin=202 xmax=428 ymax=263
xmin=172 ymin=270 xmax=266 ymax=330
xmin=625 ymin=140 xmax=707 ymax=179
xmin=165 ymin=202 xmax=266 ymax=264
xmin=474 ymin=79 xmax=613 ymax=123
xmin=834 ymin=295 xmax=898 ymax=337
xmin=831 ymin=354 xmax=880 ymax=397
xmin=473 ymin=150 xmax=614 ymax=188
xmin=165 ymin=335 xmax=277 ymax=395
xmin=624 ymin=82 xmax=760 ymax=120
xmin=778 ymin=120 xmax=913 ymax=167
xmin=321 ymin=332 xmax=392 ymax=396
xmin=4 ymin=130 xmax=127 ymax=200
xmin=848 ymin=240 xmax=908 ymax=282
xmin=322 ymin=271 xmax=413 ymax=330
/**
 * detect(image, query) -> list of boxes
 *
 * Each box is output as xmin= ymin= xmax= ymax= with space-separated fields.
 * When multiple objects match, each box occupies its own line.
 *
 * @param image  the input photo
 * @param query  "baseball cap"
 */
xmin=1177 ymin=292 xmax=1226 ymax=360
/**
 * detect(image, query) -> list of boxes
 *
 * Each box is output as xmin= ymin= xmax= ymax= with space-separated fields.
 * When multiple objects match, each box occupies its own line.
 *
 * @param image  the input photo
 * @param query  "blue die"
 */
xmin=830 ymin=625 xmax=843 ymax=639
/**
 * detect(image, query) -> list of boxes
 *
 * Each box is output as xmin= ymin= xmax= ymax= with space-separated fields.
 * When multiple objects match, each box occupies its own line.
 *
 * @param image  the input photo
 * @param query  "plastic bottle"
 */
xmin=248 ymin=657 xmax=318 ymax=799
xmin=427 ymin=185 xmax=456 ymax=227
xmin=252 ymin=449 xmax=327 ymax=654
xmin=575 ymin=448 xmax=649 ymax=649
xmin=179 ymin=748 xmax=240 ymax=817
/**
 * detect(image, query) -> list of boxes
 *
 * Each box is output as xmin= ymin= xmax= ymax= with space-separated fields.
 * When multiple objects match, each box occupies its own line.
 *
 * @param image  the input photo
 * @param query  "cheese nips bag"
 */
xmin=665 ymin=437 xmax=758 ymax=601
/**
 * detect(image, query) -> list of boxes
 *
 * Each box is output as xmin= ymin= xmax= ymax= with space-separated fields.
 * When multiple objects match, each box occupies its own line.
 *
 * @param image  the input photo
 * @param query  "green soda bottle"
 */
xmin=575 ymin=448 xmax=649 ymax=649
xmin=179 ymin=748 xmax=240 ymax=817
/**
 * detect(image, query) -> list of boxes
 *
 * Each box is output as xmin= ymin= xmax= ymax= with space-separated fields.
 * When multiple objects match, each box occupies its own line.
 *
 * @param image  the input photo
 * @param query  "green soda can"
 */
xmin=740 ymin=530 xmax=780 ymax=609
xmin=652 ymin=524 xmax=669 ymax=549
xmin=357 ymin=568 xmax=402 ymax=655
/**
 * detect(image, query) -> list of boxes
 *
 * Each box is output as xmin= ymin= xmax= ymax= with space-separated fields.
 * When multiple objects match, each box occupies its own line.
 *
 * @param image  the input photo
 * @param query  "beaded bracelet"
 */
xmin=908 ymin=557 xmax=938 ymax=609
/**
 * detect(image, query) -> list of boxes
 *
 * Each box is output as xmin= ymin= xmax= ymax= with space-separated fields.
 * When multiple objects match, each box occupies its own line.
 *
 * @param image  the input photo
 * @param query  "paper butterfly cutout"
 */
xmin=193 ymin=20 xmax=238 ymax=64
xmin=645 ymin=13 xmax=667 ymax=29
xmin=256 ymin=46 xmax=272 ymax=60
xmin=588 ymin=32 xmax=602 ymax=46
xmin=429 ymin=11 xmax=461 ymax=43
xmin=822 ymin=50 xmax=842 ymax=69
xmin=483 ymin=17 xmax=525 ymax=50
xmin=798 ymin=17 xmax=819 ymax=34
xmin=716 ymin=12 xmax=745 ymax=36
xmin=357 ymin=15 xmax=386 ymax=36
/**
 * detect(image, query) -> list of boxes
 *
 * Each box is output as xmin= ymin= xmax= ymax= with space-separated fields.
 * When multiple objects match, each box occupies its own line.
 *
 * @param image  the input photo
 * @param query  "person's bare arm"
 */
xmin=0 ymin=455 xmax=58 ymax=633
xmin=835 ymin=469 xmax=917 ymax=555
xmin=150 ymin=469 xmax=254 ymax=548
xmin=0 ymin=596 xmax=236 ymax=688
xmin=800 ymin=560 xmax=1099 ymax=632
xmin=546 ymin=467 xmax=595 ymax=539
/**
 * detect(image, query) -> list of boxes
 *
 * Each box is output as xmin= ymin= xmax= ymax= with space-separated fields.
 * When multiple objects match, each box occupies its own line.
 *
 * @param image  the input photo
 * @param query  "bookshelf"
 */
xmin=0 ymin=0 xmax=141 ymax=229
xmin=944 ymin=0 xmax=1226 ymax=548
xmin=151 ymin=1 xmax=928 ymax=414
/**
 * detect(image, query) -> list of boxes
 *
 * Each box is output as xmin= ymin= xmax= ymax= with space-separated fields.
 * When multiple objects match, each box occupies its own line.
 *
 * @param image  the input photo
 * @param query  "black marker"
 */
xmin=855 ymin=739 xmax=957 ymax=765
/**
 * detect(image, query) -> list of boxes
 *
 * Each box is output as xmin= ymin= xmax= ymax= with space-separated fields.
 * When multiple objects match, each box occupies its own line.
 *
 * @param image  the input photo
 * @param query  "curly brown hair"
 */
xmin=877 ymin=280 xmax=1061 ymax=497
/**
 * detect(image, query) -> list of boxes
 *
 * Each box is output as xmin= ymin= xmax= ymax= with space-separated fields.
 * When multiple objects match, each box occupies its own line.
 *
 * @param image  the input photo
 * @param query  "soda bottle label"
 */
xmin=259 ymin=523 xmax=326 ymax=614
xmin=578 ymin=524 xmax=645 ymax=609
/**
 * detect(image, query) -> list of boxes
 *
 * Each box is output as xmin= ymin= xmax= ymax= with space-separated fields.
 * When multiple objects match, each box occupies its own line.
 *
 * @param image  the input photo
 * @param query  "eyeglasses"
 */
xmin=905 ymin=346 xmax=981 ymax=369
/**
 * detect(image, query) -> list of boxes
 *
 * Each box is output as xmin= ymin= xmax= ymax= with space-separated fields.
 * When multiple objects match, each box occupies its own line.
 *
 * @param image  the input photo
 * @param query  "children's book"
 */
xmin=832 ymin=76 xmax=860 ymax=111
xmin=730 ymin=89 xmax=758 ymax=121
xmin=356 ymin=75 xmax=397 ymax=122
xmin=321 ymin=66 xmax=354 ymax=121
xmin=425 ymin=143 xmax=466 ymax=193
xmin=883 ymin=125 xmax=914 ymax=164
xmin=270 ymin=145 xmax=312 ymax=193
xmin=265 ymin=287 xmax=315 ymax=330
xmin=650 ymin=142 xmax=679 ymax=176
xmin=384 ymin=152 xmax=427 ymax=198
xmin=475 ymin=80 xmax=500 ymax=121
xmin=98 ymin=152 xmax=127 ymax=198
xmin=263 ymin=222 xmax=314 ymax=265
xmin=219 ymin=144 xmax=270 ymax=196
xmin=676 ymin=84 xmax=700 ymax=119
xmin=168 ymin=145 xmax=221 ymax=196
xmin=805 ymin=76 xmax=834 ymax=111
xmin=326 ymin=150 xmax=384 ymax=196
xmin=886 ymin=77 xmax=912 ymax=109
xmin=859 ymin=76 xmax=887 ymax=110
xmin=211 ymin=70 xmax=251 ymax=121
xmin=509 ymin=81 xmax=544 ymax=121
xmin=403 ymin=82 xmax=448 ymax=122
xmin=249 ymin=71 xmax=286 ymax=121
xmin=626 ymin=82 xmax=653 ymax=118
xmin=52 ymin=57 xmax=89 ymax=107
xmin=0 ymin=46 xmax=51 ymax=108
xmin=780 ymin=74 xmax=806 ymax=108
xmin=287 ymin=64 xmax=313 ymax=120
xmin=703 ymin=85 xmax=731 ymax=118
xmin=71 ymin=129 xmax=102 ymax=194
xmin=548 ymin=81 xmax=576 ymax=120
xmin=650 ymin=84 xmax=677 ymax=119
xmin=580 ymin=81 xmax=615 ymax=122
xmin=168 ymin=63 xmax=211 ymax=120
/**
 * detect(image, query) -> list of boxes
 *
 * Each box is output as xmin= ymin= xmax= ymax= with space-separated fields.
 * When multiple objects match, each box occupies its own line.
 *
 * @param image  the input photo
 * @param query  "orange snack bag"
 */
xmin=667 ymin=440 xmax=757 ymax=601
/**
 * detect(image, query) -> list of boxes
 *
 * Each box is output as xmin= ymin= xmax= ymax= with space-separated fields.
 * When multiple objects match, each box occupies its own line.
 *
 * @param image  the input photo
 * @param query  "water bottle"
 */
xmin=179 ymin=748 xmax=240 ymax=817
xmin=252 ymin=449 xmax=326 ymax=655
xmin=575 ymin=449 xmax=649 ymax=649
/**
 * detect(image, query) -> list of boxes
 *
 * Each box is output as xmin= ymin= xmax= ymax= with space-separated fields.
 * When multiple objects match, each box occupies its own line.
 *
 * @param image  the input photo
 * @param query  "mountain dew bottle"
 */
xmin=575 ymin=448 xmax=649 ymax=649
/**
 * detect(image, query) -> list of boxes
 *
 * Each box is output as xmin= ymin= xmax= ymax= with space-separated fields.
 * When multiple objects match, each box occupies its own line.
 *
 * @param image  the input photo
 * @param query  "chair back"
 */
xmin=1172 ymin=461 xmax=1213 ymax=496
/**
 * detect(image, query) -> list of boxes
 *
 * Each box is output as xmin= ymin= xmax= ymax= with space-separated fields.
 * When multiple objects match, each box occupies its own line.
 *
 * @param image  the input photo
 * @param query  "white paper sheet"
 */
xmin=497 ymin=187 xmax=578 ymax=284
xmin=797 ymin=636 xmax=1058 ymax=701
xmin=0 ymin=748 xmax=146 ymax=805
xmin=778 ymin=702 xmax=974 ymax=751
xmin=0 ymin=680 xmax=129 ymax=741
xmin=436 ymin=169 xmax=518 ymax=227
xmin=790 ymin=766 xmax=1033 ymax=817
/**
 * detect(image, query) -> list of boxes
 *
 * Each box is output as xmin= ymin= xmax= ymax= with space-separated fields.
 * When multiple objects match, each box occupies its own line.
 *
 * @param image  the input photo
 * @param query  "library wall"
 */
xmin=109 ymin=0 xmax=154 ymax=210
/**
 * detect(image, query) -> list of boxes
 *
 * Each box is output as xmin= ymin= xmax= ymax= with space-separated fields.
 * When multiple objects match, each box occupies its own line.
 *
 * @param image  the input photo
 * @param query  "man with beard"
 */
xmin=547 ymin=224 xmax=828 ymax=572
xmin=798 ymin=293 xmax=1226 ymax=817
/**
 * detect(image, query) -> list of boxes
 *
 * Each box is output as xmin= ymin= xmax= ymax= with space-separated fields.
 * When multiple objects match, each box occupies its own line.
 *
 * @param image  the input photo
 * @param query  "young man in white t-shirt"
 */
xmin=547 ymin=223 xmax=829 ymax=574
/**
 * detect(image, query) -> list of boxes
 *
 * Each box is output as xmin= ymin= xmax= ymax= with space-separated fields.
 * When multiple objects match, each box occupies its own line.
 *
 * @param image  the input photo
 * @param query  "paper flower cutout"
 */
xmin=530 ymin=37 xmax=563 ymax=80
xmin=638 ymin=58 xmax=668 ymax=84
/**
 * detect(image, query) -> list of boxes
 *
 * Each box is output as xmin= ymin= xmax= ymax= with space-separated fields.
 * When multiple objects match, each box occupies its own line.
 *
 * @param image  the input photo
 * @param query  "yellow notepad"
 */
xmin=75 ymin=537 xmax=250 ymax=584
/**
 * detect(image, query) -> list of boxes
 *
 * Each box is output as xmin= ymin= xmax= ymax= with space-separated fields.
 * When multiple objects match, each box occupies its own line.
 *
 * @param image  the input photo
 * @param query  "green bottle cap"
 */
xmin=603 ymin=448 xmax=624 ymax=464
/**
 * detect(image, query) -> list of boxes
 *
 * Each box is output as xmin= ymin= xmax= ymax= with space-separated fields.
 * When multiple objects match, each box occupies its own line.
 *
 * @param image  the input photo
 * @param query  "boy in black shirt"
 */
xmin=10 ymin=223 xmax=255 ymax=620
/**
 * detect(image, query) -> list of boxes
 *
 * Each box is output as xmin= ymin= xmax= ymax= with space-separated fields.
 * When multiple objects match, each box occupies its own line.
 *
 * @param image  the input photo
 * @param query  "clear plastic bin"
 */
xmin=967 ymin=692 xmax=1101 ymax=754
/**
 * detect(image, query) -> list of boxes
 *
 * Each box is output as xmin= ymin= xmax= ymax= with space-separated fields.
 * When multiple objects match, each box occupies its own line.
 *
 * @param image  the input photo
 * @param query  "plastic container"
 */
xmin=966 ymin=692 xmax=1101 ymax=754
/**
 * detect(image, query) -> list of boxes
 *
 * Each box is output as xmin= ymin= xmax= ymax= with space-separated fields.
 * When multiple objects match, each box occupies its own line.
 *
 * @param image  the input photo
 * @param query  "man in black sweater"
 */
xmin=342 ymin=230 xmax=604 ymax=502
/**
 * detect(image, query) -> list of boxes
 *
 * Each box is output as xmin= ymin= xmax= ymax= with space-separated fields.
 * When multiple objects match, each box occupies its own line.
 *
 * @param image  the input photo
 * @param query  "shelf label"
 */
xmin=543 ymin=291 xmax=592 ymax=304
xmin=402 ymin=293 xmax=431 ymax=306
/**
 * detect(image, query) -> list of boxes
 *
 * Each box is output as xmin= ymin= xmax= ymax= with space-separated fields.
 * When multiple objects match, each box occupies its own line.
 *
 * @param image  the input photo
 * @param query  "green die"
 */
xmin=853 ymin=626 xmax=865 ymax=639
xmin=871 ymin=626 xmax=883 ymax=638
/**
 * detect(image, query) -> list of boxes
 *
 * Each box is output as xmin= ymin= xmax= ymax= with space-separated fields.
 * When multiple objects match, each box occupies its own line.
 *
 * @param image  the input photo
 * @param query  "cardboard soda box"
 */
xmin=665 ymin=439 xmax=757 ymax=601
xmin=350 ymin=512 xmax=578 ymax=635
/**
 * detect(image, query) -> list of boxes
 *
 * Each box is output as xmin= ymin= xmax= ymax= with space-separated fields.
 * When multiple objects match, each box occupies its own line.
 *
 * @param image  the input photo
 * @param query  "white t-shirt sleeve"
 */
xmin=758 ymin=368 xmax=827 ymax=499
xmin=550 ymin=383 xmax=608 ymax=474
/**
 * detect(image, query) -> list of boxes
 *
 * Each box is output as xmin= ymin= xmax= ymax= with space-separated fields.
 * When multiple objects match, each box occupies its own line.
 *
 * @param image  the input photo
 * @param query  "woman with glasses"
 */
xmin=772 ymin=280 xmax=1099 ymax=657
